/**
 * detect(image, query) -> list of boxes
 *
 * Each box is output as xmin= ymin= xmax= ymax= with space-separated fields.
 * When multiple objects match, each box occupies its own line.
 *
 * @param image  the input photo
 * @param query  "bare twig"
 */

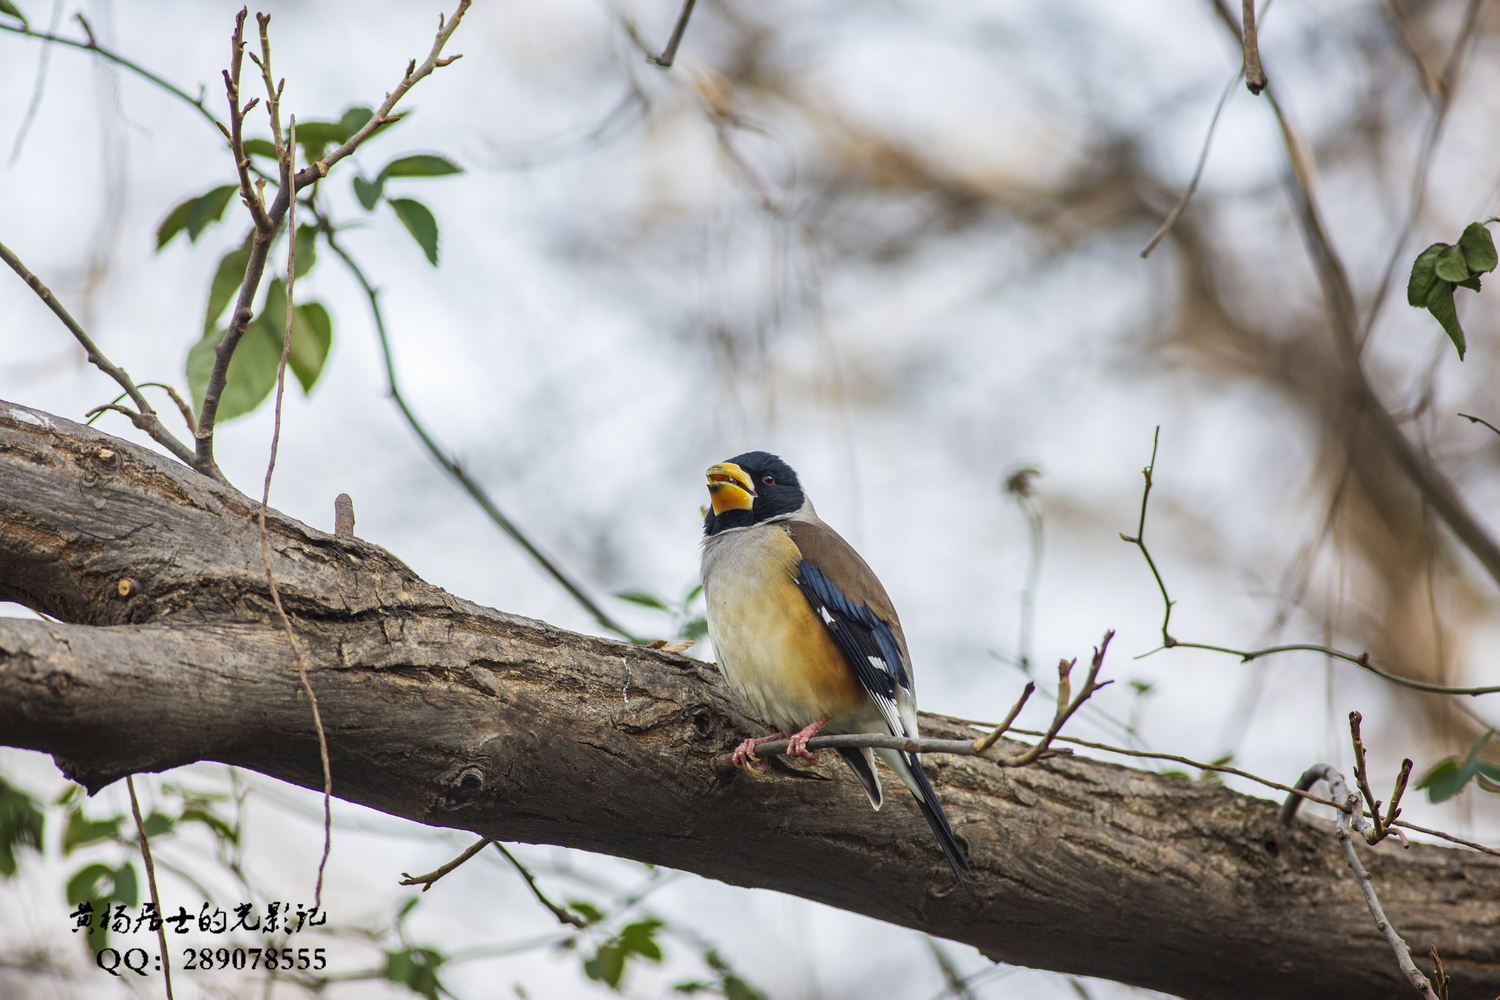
xmin=1240 ymin=0 xmax=1267 ymax=94
xmin=492 ymin=843 xmax=589 ymax=928
xmin=1122 ymin=430 xmax=1500 ymax=696
xmin=1348 ymin=711 xmax=1412 ymax=845
xmin=126 ymin=775 xmax=174 ymax=1000
xmin=333 ymin=494 xmax=355 ymax=536
xmin=972 ymin=682 xmax=1034 ymax=754
xmin=0 ymin=240 xmax=197 ymax=466
xmin=646 ymin=0 xmax=698 ymax=68
xmin=399 ymin=836 xmax=491 ymax=891
xmin=315 ymin=219 xmax=640 ymax=642
xmin=1428 ymin=946 xmax=1452 ymax=1000
xmin=1006 ymin=631 xmax=1115 ymax=768
xmin=256 ymin=118 xmax=332 ymax=908
xmin=1459 ymin=412 xmax=1500 ymax=439
xmin=1334 ymin=784 xmax=1440 ymax=1000
xmin=195 ymin=2 xmax=469 ymax=479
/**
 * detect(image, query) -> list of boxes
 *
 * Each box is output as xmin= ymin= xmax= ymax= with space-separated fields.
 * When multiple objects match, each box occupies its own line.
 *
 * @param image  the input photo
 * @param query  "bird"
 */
xmin=699 ymin=450 xmax=970 ymax=879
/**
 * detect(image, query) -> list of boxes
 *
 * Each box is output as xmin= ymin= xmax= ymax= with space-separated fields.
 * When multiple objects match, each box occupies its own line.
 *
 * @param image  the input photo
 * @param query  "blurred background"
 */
xmin=3 ymin=0 xmax=1500 ymax=996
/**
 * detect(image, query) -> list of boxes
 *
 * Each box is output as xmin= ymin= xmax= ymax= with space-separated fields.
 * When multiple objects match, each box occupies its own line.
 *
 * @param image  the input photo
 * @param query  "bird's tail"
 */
xmin=877 ymin=748 xmax=970 ymax=880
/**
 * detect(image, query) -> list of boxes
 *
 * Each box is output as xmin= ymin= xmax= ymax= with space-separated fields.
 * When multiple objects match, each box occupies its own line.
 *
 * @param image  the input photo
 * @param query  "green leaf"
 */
xmin=289 ymin=303 xmax=332 ymax=393
xmin=384 ymin=947 xmax=445 ymax=1000
xmin=294 ymin=223 xmax=318 ymax=278
xmin=0 ymin=0 xmax=27 ymax=26
xmin=389 ymin=198 xmax=441 ymax=265
xmin=583 ymin=942 xmax=626 ymax=989
xmin=1476 ymin=762 xmax=1500 ymax=783
xmin=1459 ymin=221 xmax=1498 ymax=274
xmin=396 ymin=896 xmax=422 ymax=921
xmin=354 ymin=174 xmax=384 ymax=212
xmin=187 ymin=314 xmax=283 ymax=421
xmin=341 ymin=106 xmax=375 ymax=138
xmin=723 ymin=974 xmax=764 ymax=1000
xmin=616 ymin=591 xmax=670 ymax=611
xmin=0 ymin=778 xmax=44 ymax=878
xmin=680 ymin=616 xmax=708 ymax=641
xmin=618 ymin=919 xmax=664 ymax=962
xmin=156 ymin=185 xmax=238 ymax=249
xmin=66 ymin=863 xmax=116 ymax=905
xmin=204 ymin=231 xmax=254 ymax=336
xmin=1416 ymin=758 xmax=1469 ymax=803
xmin=61 ymin=808 xmax=119 ymax=855
xmin=112 ymin=862 xmax=138 ymax=907
xmin=293 ymin=120 xmax=348 ymax=162
xmin=141 ymin=812 xmax=173 ymax=838
xmin=179 ymin=806 xmax=236 ymax=845
xmin=242 ymin=138 xmax=278 ymax=160
xmin=1477 ymin=773 xmax=1500 ymax=794
xmin=1407 ymin=243 xmax=1446 ymax=307
xmin=684 ymin=583 xmax=704 ymax=604
xmin=1425 ymin=279 xmax=1466 ymax=360
xmin=1457 ymin=275 xmax=1483 ymax=292
xmin=379 ymin=154 xmax=463 ymax=179
xmin=1435 ymin=243 xmax=1471 ymax=283
xmin=567 ymin=900 xmax=604 ymax=925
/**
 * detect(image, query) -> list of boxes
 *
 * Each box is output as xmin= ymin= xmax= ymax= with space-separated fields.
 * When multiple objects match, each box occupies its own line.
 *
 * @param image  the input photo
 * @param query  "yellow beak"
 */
xmin=706 ymin=462 xmax=756 ymax=516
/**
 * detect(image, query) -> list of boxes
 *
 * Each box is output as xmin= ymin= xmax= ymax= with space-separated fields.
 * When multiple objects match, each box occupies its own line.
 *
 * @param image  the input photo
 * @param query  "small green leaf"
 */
xmin=396 ymin=896 xmax=421 ymax=921
xmin=112 ymin=862 xmax=138 ymax=907
xmin=1416 ymin=758 xmax=1469 ymax=803
xmin=354 ymin=174 xmax=384 ymax=211
xmin=384 ymin=947 xmax=445 ymax=1000
xmin=583 ymin=942 xmax=626 ymax=989
xmin=294 ymin=223 xmax=318 ymax=278
xmin=61 ymin=809 xmax=119 ymax=855
xmin=1435 ymin=244 xmax=1472 ymax=283
xmin=187 ymin=313 xmax=283 ymax=421
xmin=1457 ymin=275 xmax=1483 ymax=292
xmin=680 ymin=616 xmax=708 ymax=641
xmin=1459 ymin=221 xmax=1498 ymax=274
xmin=156 ymin=185 xmax=238 ymax=249
xmin=289 ymin=303 xmax=332 ymax=393
xmin=616 ymin=591 xmax=670 ymax=611
xmin=242 ymin=138 xmax=278 ymax=160
xmin=1407 ymin=243 xmax=1446 ymax=307
xmin=293 ymin=120 xmax=348 ymax=162
xmin=66 ymin=863 xmax=116 ymax=904
xmin=618 ymin=919 xmax=664 ymax=962
xmin=204 ymin=231 xmax=254 ymax=335
xmin=379 ymin=154 xmax=463 ymax=179
xmin=567 ymin=900 xmax=604 ymax=925
xmin=389 ymin=198 xmax=440 ymax=265
xmin=141 ymin=812 xmax=173 ymax=838
xmin=723 ymin=974 xmax=764 ymax=1000
xmin=179 ymin=806 xmax=236 ymax=845
xmin=0 ymin=778 xmax=45 ymax=878
xmin=684 ymin=583 xmax=704 ymax=604
xmin=0 ymin=0 xmax=27 ymax=26
xmin=340 ymin=106 xmax=375 ymax=138
xmin=1425 ymin=279 xmax=1466 ymax=360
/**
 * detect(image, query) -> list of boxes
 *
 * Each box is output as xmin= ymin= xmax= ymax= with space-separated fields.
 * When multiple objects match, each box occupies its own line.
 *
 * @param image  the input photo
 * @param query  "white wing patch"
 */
xmin=819 ymin=606 xmax=835 ymax=625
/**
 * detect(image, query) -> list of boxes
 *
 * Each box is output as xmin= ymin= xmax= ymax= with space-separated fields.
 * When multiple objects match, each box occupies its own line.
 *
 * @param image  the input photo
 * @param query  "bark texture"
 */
xmin=1 ymin=400 xmax=1497 ymax=1000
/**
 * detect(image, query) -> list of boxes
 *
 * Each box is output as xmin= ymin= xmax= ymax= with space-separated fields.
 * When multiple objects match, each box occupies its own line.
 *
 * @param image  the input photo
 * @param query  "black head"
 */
xmin=703 ymin=451 xmax=805 ymax=536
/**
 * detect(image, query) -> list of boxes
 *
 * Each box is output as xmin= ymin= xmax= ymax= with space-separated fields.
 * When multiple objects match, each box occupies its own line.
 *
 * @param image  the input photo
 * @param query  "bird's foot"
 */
xmin=733 ymin=735 xmax=779 ymax=776
xmin=786 ymin=713 xmax=833 ymax=764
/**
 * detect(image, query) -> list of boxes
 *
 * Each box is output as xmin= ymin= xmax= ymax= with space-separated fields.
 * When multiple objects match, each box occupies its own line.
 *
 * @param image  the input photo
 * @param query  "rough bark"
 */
xmin=1 ymin=400 xmax=1497 ymax=1000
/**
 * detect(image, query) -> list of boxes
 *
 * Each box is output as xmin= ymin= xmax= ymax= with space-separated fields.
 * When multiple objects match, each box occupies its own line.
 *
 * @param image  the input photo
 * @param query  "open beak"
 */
xmin=706 ymin=462 xmax=756 ymax=516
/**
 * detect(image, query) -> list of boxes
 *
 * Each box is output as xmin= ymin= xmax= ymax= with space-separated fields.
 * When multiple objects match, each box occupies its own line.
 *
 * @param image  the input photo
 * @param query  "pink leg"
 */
xmin=786 ymin=713 xmax=833 ymax=764
xmin=733 ymin=733 xmax=785 ymax=776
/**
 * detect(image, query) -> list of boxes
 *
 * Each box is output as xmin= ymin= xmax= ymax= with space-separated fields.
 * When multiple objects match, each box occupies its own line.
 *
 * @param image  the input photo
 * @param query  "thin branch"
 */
xmin=0 ymin=240 xmax=197 ymax=465
xmin=399 ymin=836 xmax=491 ymax=891
xmin=1348 ymin=710 xmax=1412 ymax=845
xmin=1210 ymin=0 xmax=1500 ymax=593
xmin=7 ymin=0 xmax=64 ymax=165
xmin=1140 ymin=69 xmax=1241 ymax=258
xmin=1122 ymin=430 xmax=1500 ymax=696
xmin=492 ymin=843 xmax=589 ymax=929
xmin=194 ymin=2 xmax=469 ymax=479
xmin=646 ymin=0 xmax=698 ymax=69
xmin=316 ymin=219 xmax=640 ymax=642
xmin=256 ymin=117 xmax=332 ymax=908
xmin=1459 ymin=412 xmax=1500 ymax=439
xmin=126 ymin=775 xmax=174 ymax=1000
xmin=1240 ymin=0 xmax=1267 ymax=94
xmin=972 ymin=682 xmax=1034 ymax=754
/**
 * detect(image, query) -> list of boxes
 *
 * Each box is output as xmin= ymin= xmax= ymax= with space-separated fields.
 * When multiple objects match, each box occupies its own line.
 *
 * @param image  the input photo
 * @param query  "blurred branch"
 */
xmin=1209 ymin=0 xmax=1500 ymax=596
xmin=316 ymin=219 xmax=640 ymax=642
xmin=126 ymin=775 xmax=175 ymax=1000
xmin=492 ymin=842 xmax=589 ymax=928
xmin=1239 ymin=0 xmax=1267 ymax=94
xmin=1122 ymin=431 xmax=1500 ymax=696
xmin=1140 ymin=68 xmax=1241 ymax=258
xmin=0 ymin=239 xmax=197 ymax=465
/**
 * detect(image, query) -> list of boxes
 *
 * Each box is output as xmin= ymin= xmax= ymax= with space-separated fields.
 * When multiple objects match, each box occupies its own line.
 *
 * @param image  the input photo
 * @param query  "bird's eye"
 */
xmin=762 ymin=475 xmax=775 ymax=486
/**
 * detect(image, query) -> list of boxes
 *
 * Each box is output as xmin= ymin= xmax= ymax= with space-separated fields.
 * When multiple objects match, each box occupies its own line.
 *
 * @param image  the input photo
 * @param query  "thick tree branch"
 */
xmin=2 ymin=402 xmax=1498 ymax=1000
